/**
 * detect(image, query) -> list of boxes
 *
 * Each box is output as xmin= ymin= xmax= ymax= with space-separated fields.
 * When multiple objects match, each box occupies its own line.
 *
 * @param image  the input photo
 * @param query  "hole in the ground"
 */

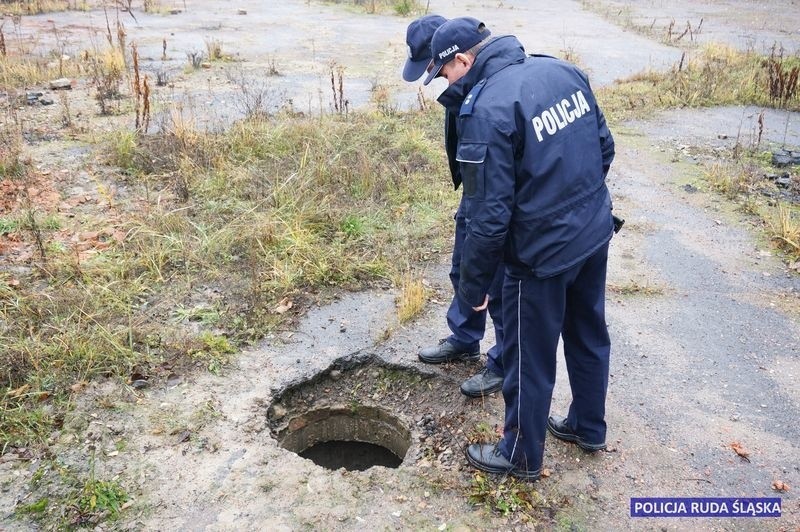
xmin=268 ymin=358 xmax=475 ymax=473
xmin=276 ymin=405 xmax=410 ymax=471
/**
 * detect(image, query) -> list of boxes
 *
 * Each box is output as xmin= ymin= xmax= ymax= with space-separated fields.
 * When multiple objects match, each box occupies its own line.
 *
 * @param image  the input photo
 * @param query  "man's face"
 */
xmin=439 ymin=53 xmax=472 ymax=85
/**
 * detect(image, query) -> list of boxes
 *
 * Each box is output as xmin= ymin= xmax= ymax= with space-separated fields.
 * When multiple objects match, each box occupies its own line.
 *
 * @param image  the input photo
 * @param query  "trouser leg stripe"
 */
xmin=509 ymin=279 xmax=522 ymax=464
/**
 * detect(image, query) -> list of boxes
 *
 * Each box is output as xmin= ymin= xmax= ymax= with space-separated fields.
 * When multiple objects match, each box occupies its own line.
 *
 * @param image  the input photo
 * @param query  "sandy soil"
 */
xmin=1 ymin=0 xmax=800 ymax=530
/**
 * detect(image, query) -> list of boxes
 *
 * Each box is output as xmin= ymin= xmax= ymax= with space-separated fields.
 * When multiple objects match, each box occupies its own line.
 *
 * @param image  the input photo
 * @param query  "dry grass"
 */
xmin=703 ymin=161 xmax=761 ymax=199
xmin=0 ymin=0 xmax=80 ymax=15
xmin=0 ymin=54 xmax=85 ymax=89
xmin=396 ymin=272 xmax=427 ymax=323
xmin=1 ymin=106 xmax=455 ymax=454
xmin=352 ymin=0 xmax=422 ymax=15
xmin=598 ymin=44 xmax=800 ymax=122
xmin=608 ymin=279 xmax=666 ymax=297
xmin=771 ymin=203 xmax=800 ymax=258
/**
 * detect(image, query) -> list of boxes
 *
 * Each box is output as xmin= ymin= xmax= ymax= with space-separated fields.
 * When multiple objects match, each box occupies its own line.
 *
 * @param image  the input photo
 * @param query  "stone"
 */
xmin=772 ymin=149 xmax=800 ymax=167
xmin=49 ymin=78 xmax=72 ymax=90
xmin=270 ymin=403 xmax=287 ymax=420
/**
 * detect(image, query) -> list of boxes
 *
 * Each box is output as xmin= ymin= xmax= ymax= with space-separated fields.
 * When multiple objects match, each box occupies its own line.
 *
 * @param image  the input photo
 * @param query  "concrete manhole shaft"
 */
xmin=277 ymin=405 xmax=410 ymax=471
xmin=267 ymin=356 xmax=459 ymax=472
xmin=267 ymin=355 xmax=476 ymax=473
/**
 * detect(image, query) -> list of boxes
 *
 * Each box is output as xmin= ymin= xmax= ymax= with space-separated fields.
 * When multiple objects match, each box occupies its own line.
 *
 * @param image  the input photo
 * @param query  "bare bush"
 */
xmin=186 ymin=51 xmax=204 ymax=69
xmin=766 ymin=45 xmax=800 ymax=106
xmin=225 ymin=67 xmax=287 ymax=118
xmin=329 ymin=60 xmax=348 ymax=115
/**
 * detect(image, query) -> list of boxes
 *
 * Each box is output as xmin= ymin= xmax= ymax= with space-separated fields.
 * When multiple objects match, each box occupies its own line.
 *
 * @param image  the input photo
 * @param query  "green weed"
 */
xmin=337 ymin=0 xmax=421 ymax=15
xmin=0 ymin=217 xmax=20 ymax=235
xmin=13 ymin=457 xmax=129 ymax=529
xmin=468 ymin=473 xmax=550 ymax=521
xmin=467 ymin=422 xmax=497 ymax=444
xmin=188 ymin=332 xmax=236 ymax=374
xmin=78 ymin=479 xmax=128 ymax=519
xmin=16 ymin=497 xmax=48 ymax=515
xmin=392 ymin=0 xmax=417 ymax=16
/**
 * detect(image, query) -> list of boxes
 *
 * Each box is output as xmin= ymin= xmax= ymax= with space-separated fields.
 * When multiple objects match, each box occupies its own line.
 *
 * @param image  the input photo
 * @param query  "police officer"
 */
xmin=424 ymin=17 xmax=615 ymax=479
xmin=402 ymin=15 xmax=505 ymax=398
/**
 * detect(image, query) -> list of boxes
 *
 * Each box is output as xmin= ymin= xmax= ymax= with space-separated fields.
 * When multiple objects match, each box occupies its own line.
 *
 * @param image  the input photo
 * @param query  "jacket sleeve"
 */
xmin=596 ymin=103 xmax=615 ymax=178
xmin=578 ymin=67 xmax=615 ymax=178
xmin=456 ymin=116 xmax=514 ymax=310
xmin=444 ymin=110 xmax=462 ymax=190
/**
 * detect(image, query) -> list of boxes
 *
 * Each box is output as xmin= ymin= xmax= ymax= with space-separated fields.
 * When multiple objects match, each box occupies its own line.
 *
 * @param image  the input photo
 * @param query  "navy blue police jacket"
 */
xmin=437 ymin=36 xmax=615 ymax=310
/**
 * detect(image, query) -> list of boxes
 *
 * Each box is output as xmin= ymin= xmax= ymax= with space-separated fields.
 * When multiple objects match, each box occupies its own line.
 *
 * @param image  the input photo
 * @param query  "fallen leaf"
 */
xmin=772 ymin=480 xmax=790 ymax=492
xmin=541 ymin=468 xmax=551 ymax=478
xmin=273 ymin=297 xmax=293 ymax=314
xmin=730 ymin=441 xmax=751 ymax=462
xmin=7 ymin=384 xmax=30 ymax=399
xmin=70 ymin=381 xmax=87 ymax=393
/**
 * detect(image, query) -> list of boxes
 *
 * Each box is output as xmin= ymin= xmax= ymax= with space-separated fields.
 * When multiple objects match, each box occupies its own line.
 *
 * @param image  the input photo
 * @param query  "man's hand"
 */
xmin=472 ymin=294 xmax=489 ymax=312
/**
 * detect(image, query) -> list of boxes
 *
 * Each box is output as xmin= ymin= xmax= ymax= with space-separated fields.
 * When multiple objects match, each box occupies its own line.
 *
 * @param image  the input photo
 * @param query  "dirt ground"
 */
xmin=2 ymin=0 xmax=800 ymax=530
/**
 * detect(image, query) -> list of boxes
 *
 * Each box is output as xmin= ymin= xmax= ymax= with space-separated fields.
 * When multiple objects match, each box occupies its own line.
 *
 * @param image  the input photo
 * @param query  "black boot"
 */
xmin=547 ymin=415 xmax=606 ymax=452
xmin=460 ymin=367 xmax=503 ymax=398
xmin=418 ymin=339 xmax=480 ymax=364
xmin=465 ymin=443 xmax=540 ymax=480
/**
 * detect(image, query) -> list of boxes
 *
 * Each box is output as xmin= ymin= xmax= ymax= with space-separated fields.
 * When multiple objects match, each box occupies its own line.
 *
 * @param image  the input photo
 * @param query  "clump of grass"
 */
xmin=607 ymin=280 xmax=665 ymax=297
xmin=88 ymin=47 xmax=125 ymax=115
xmin=342 ymin=0 xmax=421 ymax=15
xmin=468 ymin=473 xmax=550 ymax=521
xmin=467 ymin=421 xmax=497 ymax=444
xmin=188 ymin=332 xmax=236 ymax=374
xmin=0 ymin=120 xmax=25 ymax=178
xmin=396 ymin=272 xmax=427 ymax=323
xmin=771 ymin=202 xmax=800 ymax=259
xmin=0 ymin=54 xmax=85 ymax=89
xmin=205 ymin=39 xmax=224 ymax=61
xmin=14 ymin=457 xmax=129 ymax=529
xmin=0 ymin=0 xmax=75 ymax=15
xmin=392 ymin=0 xmax=418 ymax=16
xmin=108 ymin=129 xmax=138 ymax=172
xmin=599 ymin=44 xmax=800 ymax=122
xmin=704 ymin=161 xmax=760 ymax=199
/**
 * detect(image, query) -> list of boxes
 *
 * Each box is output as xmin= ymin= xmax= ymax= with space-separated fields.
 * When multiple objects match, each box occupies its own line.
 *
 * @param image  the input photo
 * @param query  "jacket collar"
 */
xmin=436 ymin=35 xmax=526 ymax=112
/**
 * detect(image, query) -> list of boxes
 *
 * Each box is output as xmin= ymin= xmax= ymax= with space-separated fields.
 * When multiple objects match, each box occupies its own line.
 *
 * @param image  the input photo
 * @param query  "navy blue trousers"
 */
xmin=498 ymin=242 xmax=610 ymax=472
xmin=446 ymin=197 xmax=504 ymax=376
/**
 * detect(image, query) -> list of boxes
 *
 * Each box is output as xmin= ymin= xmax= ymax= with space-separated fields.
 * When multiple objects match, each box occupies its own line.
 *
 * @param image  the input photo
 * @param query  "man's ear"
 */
xmin=454 ymin=52 xmax=473 ymax=69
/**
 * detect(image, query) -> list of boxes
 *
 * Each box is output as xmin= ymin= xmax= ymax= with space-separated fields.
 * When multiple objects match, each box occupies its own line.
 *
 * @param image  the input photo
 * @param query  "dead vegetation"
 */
xmin=1 ymin=98 xmax=454 ymax=455
xmin=580 ymin=0 xmax=704 ymax=46
xmin=599 ymin=43 xmax=800 ymax=122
